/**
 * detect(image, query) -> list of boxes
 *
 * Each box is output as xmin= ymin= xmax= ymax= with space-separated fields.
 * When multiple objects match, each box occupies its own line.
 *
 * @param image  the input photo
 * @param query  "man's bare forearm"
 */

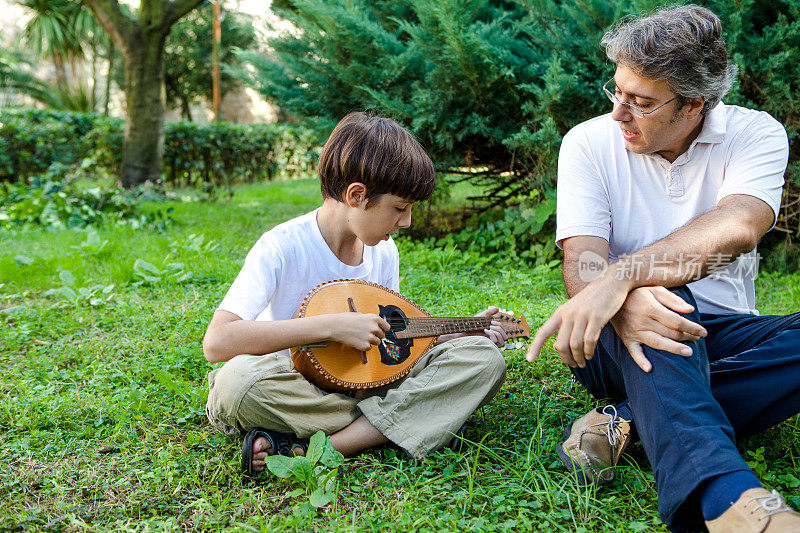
xmin=608 ymin=196 xmax=770 ymax=291
xmin=563 ymin=256 xmax=591 ymax=298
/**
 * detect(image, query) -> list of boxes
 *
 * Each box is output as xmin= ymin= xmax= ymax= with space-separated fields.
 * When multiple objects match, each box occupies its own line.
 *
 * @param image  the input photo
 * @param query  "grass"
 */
xmin=1 ymin=177 xmax=799 ymax=532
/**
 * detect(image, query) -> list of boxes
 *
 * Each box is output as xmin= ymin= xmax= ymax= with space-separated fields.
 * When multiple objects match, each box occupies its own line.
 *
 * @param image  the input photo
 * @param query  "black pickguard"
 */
xmin=377 ymin=304 xmax=413 ymax=365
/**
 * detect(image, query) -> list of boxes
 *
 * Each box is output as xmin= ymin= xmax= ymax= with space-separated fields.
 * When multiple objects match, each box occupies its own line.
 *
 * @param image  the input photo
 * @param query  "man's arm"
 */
xmin=562 ymin=236 xmax=707 ymax=371
xmin=612 ymin=195 xmax=772 ymax=289
xmin=527 ymin=194 xmax=774 ymax=369
xmin=562 ymin=236 xmax=610 ymax=297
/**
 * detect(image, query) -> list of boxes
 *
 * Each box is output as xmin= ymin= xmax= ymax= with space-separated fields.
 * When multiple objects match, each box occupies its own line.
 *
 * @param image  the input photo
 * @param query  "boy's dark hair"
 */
xmin=318 ymin=112 xmax=436 ymax=205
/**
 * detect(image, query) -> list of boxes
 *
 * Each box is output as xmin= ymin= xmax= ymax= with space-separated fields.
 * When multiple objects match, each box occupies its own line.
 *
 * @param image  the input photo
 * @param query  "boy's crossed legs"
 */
xmin=206 ymin=336 xmax=506 ymax=471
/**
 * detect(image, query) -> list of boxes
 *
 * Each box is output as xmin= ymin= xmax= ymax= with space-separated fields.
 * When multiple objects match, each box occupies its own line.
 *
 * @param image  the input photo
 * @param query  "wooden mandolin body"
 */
xmin=291 ymin=279 xmax=437 ymax=391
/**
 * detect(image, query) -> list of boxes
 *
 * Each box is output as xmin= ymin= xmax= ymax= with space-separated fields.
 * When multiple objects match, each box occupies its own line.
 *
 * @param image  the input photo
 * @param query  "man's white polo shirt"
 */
xmin=556 ymin=103 xmax=788 ymax=315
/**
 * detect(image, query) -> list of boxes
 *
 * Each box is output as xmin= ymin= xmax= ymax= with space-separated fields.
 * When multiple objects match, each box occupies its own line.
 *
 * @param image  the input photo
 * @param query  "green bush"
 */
xmin=0 ymin=109 xmax=319 ymax=187
xmin=0 ymin=109 xmax=101 ymax=181
xmin=241 ymin=0 xmax=800 ymax=269
xmin=161 ymin=122 xmax=319 ymax=187
xmin=0 ymin=178 xmax=162 ymax=230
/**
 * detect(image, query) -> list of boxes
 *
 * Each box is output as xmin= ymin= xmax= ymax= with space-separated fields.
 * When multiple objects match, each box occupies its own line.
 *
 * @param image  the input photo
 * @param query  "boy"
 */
xmin=203 ymin=112 xmax=507 ymax=473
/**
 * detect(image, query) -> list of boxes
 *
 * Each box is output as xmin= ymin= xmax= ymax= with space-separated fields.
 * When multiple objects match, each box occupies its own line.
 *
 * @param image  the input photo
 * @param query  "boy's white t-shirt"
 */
xmin=556 ymin=103 xmax=788 ymax=315
xmin=218 ymin=208 xmax=400 ymax=356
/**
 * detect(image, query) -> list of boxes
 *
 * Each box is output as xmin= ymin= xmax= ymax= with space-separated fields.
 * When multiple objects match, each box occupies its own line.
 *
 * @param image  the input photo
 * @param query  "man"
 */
xmin=527 ymin=5 xmax=800 ymax=533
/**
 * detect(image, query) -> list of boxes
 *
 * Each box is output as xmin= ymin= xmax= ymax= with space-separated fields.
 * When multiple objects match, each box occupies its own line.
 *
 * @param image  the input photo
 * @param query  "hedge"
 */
xmin=0 ymin=108 xmax=320 ymax=186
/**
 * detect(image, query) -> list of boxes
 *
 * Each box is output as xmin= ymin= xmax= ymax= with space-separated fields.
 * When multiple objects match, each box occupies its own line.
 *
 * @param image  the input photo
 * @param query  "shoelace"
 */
xmin=587 ymin=405 xmax=627 ymax=447
xmin=747 ymin=490 xmax=792 ymax=521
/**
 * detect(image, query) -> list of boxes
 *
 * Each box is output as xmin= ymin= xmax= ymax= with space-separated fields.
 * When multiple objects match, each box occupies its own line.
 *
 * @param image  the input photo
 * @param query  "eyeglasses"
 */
xmin=602 ymin=78 xmax=679 ymax=118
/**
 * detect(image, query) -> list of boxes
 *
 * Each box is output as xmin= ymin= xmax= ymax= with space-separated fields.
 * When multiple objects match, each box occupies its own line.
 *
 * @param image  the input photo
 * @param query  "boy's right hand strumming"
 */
xmin=326 ymin=313 xmax=391 ymax=352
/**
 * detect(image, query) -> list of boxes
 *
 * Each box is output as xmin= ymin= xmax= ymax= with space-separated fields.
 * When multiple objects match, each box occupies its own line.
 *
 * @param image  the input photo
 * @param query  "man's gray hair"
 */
xmin=602 ymin=4 xmax=738 ymax=114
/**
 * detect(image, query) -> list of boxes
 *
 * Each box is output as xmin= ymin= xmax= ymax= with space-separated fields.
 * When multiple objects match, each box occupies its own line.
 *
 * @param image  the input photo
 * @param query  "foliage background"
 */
xmin=0 ymin=109 xmax=319 ymax=187
xmin=163 ymin=1 xmax=257 ymax=121
xmin=236 ymin=0 xmax=800 ymax=269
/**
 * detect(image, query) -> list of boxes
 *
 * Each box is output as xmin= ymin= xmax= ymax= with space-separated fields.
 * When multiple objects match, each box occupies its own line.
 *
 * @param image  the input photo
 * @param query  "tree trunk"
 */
xmin=181 ymin=96 xmax=193 ymax=121
xmin=82 ymin=0 xmax=204 ymax=188
xmin=212 ymin=0 xmax=221 ymax=121
xmin=104 ymin=37 xmax=113 ymax=116
xmin=121 ymin=30 xmax=168 ymax=188
xmin=91 ymin=38 xmax=97 ymax=111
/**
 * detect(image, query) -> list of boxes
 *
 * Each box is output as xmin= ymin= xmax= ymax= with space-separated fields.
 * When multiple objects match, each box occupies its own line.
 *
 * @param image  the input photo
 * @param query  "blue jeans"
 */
xmin=570 ymin=286 xmax=800 ymax=532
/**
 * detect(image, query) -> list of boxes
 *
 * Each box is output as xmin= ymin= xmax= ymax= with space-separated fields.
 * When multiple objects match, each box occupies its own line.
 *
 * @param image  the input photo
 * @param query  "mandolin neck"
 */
xmin=393 ymin=317 xmax=493 ymax=339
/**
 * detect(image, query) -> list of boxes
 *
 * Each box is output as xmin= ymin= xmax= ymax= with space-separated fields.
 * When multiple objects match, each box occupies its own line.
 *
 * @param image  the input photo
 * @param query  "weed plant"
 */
xmin=1 ymin=178 xmax=798 ymax=531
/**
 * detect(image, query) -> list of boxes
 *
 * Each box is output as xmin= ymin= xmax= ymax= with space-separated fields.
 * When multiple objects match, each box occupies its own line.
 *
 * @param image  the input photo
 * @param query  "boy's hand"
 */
xmin=328 ymin=312 xmax=391 ymax=352
xmin=437 ymin=306 xmax=509 ymax=348
xmin=477 ymin=306 xmax=509 ymax=348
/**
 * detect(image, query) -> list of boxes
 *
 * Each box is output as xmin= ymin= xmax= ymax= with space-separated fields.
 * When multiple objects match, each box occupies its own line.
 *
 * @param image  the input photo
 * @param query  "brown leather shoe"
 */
xmin=557 ymin=405 xmax=631 ymax=484
xmin=705 ymin=487 xmax=800 ymax=532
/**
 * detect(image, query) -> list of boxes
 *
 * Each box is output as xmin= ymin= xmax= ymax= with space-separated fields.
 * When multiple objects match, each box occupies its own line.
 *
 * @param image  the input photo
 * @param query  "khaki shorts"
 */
xmin=206 ymin=336 xmax=506 ymax=458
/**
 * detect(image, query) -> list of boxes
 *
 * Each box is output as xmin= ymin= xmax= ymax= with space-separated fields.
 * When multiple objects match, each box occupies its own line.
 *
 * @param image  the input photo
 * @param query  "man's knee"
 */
xmin=667 ymin=285 xmax=701 ymax=320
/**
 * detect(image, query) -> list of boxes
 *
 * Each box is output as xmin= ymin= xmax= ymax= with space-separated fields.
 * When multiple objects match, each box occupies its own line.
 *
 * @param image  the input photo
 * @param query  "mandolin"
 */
xmin=291 ymin=279 xmax=530 ymax=391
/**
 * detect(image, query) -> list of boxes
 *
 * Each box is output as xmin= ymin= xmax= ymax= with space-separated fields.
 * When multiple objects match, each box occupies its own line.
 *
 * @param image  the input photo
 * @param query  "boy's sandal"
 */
xmin=241 ymin=427 xmax=309 ymax=476
xmin=446 ymin=422 xmax=468 ymax=451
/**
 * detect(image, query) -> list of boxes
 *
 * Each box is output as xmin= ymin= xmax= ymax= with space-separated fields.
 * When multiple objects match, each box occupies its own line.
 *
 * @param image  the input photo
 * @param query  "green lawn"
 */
xmin=2 ymin=178 xmax=798 ymax=532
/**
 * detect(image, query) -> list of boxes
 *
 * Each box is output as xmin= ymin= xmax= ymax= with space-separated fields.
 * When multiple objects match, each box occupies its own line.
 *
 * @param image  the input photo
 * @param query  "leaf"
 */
xmin=319 ymin=443 xmax=345 ymax=469
xmin=286 ymin=488 xmax=304 ymax=498
xmin=308 ymin=487 xmax=335 ymax=508
xmin=265 ymin=455 xmax=293 ymax=478
xmin=14 ymin=255 xmax=33 ymax=265
xmin=85 ymin=230 xmax=101 ymax=247
xmin=58 ymin=270 xmax=76 ymax=287
xmin=290 ymin=456 xmax=315 ymax=485
xmin=318 ymin=467 xmax=339 ymax=493
xmin=305 ymin=430 xmax=325 ymax=466
xmin=58 ymin=286 xmax=78 ymax=301
xmin=292 ymin=501 xmax=316 ymax=517
xmin=133 ymin=258 xmax=161 ymax=276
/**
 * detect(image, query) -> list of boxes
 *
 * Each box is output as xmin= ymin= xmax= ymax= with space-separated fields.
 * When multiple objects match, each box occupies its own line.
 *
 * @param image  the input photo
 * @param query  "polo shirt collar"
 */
xmin=693 ymin=101 xmax=726 ymax=144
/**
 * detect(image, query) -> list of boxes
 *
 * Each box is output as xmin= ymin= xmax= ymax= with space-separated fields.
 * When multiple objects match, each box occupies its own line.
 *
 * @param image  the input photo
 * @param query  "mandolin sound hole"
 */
xmin=377 ymin=304 xmax=413 ymax=365
xmin=388 ymin=316 xmax=407 ymax=330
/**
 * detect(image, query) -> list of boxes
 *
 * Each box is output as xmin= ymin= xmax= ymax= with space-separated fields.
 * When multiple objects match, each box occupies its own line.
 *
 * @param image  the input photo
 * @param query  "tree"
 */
xmin=13 ymin=0 xmax=116 ymax=112
xmin=163 ymin=1 xmax=256 ymax=121
xmin=0 ymin=48 xmax=60 ymax=107
xmin=82 ymin=0 xmax=204 ymax=187
xmin=242 ymin=0 xmax=800 ymax=267
xmin=15 ymin=0 xmax=86 ymax=86
xmin=236 ymin=0 xmax=570 ymax=206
